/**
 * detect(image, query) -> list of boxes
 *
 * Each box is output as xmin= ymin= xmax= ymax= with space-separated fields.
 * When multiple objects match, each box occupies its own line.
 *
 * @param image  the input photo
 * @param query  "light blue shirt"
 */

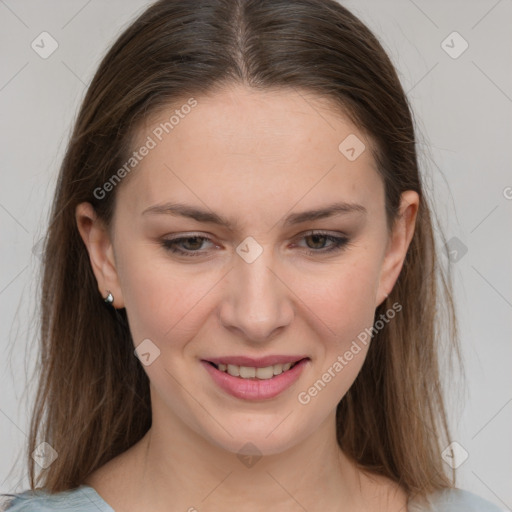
xmin=2 ymin=485 xmax=507 ymax=511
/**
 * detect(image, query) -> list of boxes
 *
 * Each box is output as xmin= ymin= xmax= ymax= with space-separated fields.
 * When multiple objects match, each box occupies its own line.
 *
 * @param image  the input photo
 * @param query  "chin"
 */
xmin=198 ymin=416 xmax=311 ymax=459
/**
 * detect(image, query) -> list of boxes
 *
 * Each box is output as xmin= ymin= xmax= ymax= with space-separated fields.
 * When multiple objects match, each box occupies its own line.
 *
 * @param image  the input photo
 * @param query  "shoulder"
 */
xmin=409 ymin=487 xmax=506 ymax=512
xmin=1 ymin=485 xmax=114 ymax=512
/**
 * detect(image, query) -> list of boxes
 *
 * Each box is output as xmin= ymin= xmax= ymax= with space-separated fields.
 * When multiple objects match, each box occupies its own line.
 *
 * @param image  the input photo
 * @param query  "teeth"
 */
xmin=239 ymin=366 xmax=256 ymax=378
xmin=227 ymin=364 xmax=239 ymax=376
xmin=255 ymin=366 xmax=274 ymax=379
xmin=215 ymin=361 xmax=299 ymax=379
xmin=273 ymin=363 xmax=283 ymax=375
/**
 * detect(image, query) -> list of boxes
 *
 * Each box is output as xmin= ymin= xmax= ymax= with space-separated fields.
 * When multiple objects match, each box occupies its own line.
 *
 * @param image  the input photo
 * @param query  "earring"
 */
xmin=104 ymin=290 xmax=114 ymax=305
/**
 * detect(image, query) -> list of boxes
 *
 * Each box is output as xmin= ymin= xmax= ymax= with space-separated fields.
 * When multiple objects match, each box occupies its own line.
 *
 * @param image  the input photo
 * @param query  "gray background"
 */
xmin=1 ymin=0 xmax=511 ymax=508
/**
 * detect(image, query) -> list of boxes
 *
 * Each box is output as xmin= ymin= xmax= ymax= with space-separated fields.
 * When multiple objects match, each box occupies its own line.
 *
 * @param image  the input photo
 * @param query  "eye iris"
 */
xmin=306 ymin=234 xmax=328 ymax=249
xmin=183 ymin=237 xmax=204 ymax=250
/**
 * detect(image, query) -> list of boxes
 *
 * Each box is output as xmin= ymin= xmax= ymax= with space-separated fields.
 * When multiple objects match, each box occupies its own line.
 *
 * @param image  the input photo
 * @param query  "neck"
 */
xmin=86 ymin=396 xmax=407 ymax=512
xmin=130 ymin=413 xmax=368 ymax=511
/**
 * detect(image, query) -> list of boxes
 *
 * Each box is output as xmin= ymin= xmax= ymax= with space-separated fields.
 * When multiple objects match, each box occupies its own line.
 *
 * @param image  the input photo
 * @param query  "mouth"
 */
xmin=201 ymin=356 xmax=310 ymax=400
xmin=204 ymin=358 xmax=308 ymax=380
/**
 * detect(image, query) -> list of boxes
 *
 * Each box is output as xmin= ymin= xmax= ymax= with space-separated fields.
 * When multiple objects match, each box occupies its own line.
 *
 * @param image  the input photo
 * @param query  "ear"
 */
xmin=75 ymin=202 xmax=125 ymax=309
xmin=375 ymin=190 xmax=419 ymax=307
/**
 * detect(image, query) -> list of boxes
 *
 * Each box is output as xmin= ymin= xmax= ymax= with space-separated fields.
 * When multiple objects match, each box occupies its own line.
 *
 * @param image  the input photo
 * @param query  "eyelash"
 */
xmin=161 ymin=231 xmax=350 ymax=258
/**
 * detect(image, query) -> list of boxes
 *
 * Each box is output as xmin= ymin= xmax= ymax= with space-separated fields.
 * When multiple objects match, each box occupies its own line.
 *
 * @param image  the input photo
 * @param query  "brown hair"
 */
xmin=9 ymin=0 xmax=462 ymax=503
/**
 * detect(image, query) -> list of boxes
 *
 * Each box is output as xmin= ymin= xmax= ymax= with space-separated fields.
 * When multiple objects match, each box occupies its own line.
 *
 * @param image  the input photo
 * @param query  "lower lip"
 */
xmin=201 ymin=359 xmax=309 ymax=401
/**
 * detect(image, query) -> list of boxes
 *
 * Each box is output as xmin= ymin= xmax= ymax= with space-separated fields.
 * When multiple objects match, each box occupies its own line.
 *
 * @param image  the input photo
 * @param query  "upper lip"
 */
xmin=203 ymin=355 xmax=309 ymax=367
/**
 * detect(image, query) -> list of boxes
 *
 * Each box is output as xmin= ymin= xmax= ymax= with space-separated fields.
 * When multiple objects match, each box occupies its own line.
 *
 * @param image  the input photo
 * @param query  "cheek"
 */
xmin=291 ymin=251 xmax=383 ymax=341
xmin=117 ymin=249 xmax=227 ymax=355
xmin=114 ymin=243 xmax=191 ymax=345
xmin=293 ymin=259 xmax=379 ymax=410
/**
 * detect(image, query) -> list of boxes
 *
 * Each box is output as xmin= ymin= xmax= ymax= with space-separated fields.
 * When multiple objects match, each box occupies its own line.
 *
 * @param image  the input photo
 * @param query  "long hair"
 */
xmin=11 ymin=0 xmax=461 ymax=501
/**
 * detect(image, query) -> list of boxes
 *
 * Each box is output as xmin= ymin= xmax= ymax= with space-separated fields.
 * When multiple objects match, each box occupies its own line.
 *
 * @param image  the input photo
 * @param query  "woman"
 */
xmin=2 ymin=0 xmax=502 ymax=510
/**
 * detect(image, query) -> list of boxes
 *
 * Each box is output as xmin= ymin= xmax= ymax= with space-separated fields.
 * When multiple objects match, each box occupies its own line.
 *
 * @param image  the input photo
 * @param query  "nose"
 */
xmin=218 ymin=246 xmax=294 ymax=343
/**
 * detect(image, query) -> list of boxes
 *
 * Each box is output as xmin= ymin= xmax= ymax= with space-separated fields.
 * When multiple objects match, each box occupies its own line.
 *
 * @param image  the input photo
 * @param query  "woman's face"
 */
xmin=78 ymin=84 xmax=417 ymax=456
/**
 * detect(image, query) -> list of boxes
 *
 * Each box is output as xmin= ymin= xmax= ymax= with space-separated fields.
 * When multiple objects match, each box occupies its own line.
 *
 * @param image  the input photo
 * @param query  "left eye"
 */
xmin=161 ymin=232 xmax=349 ymax=257
xmin=297 ymin=233 xmax=349 ymax=254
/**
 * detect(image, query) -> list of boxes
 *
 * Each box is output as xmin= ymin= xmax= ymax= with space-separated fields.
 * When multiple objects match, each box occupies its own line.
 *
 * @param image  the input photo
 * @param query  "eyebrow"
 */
xmin=141 ymin=201 xmax=367 ymax=229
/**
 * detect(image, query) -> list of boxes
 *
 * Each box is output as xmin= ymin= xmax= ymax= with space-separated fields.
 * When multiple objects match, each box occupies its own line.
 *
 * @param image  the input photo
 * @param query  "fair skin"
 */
xmin=77 ymin=84 xmax=418 ymax=512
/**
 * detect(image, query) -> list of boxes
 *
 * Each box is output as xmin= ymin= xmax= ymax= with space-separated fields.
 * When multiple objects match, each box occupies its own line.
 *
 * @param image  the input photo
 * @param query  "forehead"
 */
xmin=116 ymin=85 xmax=382 ymax=225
